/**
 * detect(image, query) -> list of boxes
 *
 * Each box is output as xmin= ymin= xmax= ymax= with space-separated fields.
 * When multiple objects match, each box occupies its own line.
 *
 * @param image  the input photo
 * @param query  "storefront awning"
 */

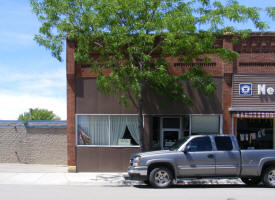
xmin=233 ymin=112 xmax=275 ymax=119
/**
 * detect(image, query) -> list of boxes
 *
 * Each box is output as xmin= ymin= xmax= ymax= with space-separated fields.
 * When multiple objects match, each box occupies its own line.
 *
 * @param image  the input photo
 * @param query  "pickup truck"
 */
xmin=127 ymin=135 xmax=275 ymax=188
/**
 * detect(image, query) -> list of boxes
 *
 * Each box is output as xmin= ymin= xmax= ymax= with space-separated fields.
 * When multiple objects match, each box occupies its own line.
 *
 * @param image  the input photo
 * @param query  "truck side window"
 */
xmin=187 ymin=137 xmax=212 ymax=152
xmin=215 ymin=136 xmax=233 ymax=151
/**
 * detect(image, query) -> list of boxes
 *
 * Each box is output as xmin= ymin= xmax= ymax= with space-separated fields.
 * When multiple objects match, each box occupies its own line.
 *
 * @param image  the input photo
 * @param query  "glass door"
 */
xmin=162 ymin=130 xmax=180 ymax=149
xmin=161 ymin=117 xmax=181 ymax=149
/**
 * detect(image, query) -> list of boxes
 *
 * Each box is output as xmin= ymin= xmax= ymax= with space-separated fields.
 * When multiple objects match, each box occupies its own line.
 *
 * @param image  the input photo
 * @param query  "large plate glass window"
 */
xmin=191 ymin=115 xmax=220 ymax=135
xmin=77 ymin=115 xmax=139 ymax=146
xmin=237 ymin=118 xmax=274 ymax=149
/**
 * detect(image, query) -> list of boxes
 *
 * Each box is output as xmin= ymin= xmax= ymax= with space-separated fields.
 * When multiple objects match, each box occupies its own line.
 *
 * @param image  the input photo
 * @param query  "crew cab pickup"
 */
xmin=127 ymin=135 xmax=275 ymax=188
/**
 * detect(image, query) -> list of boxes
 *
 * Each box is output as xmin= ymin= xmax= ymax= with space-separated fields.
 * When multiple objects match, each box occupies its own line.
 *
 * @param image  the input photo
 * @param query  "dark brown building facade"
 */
xmin=67 ymin=33 xmax=275 ymax=172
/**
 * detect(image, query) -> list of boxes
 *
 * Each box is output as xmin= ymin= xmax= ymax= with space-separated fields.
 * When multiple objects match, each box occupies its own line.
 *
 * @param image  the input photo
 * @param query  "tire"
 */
xmin=144 ymin=180 xmax=150 ymax=185
xmin=262 ymin=166 xmax=275 ymax=187
xmin=149 ymin=167 xmax=173 ymax=188
xmin=241 ymin=177 xmax=261 ymax=186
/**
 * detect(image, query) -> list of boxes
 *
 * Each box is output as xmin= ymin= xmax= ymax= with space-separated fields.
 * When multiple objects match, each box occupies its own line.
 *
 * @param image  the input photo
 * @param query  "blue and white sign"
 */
xmin=239 ymin=83 xmax=252 ymax=96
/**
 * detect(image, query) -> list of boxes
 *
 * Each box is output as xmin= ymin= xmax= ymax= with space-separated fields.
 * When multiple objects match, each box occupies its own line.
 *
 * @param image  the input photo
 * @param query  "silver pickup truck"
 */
xmin=127 ymin=135 xmax=275 ymax=188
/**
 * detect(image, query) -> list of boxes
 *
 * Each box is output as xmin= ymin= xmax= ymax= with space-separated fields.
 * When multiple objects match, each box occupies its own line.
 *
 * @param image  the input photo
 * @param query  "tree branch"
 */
xmin=149 ymin=39 xmax=163 ymax=56
xmin=127 ymin=91 xmax=138 ymax=110
xmin=93 ymin=41 xmax=104 ymax=48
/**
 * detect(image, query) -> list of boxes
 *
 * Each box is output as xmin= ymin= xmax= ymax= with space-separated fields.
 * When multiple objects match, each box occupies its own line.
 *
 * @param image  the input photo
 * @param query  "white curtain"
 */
xmin=77 ymin=115 xmax=89 ymax=145
xmin=191 ymin=115 xmax=219 ymax=134
xmin=77 ymin=115 xmax=139 ymax=146
xmin=127 ymin=116 xmax=140 ymax=144
xmin=110 ymin=116 xmax=127 ymax=145
xmin=77 ymin=115 xmax=109 ymax=145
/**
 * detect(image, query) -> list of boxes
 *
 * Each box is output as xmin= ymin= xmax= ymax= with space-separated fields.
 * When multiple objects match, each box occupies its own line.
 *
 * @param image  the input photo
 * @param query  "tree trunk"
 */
xmin=138 ymin=83 xmax=145 ymax=152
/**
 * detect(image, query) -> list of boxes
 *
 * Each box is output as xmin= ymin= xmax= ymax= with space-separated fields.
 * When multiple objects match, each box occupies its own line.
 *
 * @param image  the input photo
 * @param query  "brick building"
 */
xmin=66 ymin=33 xmax=275 ymax=172
xmin=0 ymin=120 xmax=67 ymax=165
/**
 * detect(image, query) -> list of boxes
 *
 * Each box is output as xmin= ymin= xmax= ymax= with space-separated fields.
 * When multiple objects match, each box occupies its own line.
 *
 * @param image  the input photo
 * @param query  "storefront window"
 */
xmin=150 ymin=115 xmax=220 ymax=150
xmin=191 ymin=115 xmax=220 ymax=135
xmin=237 ymin=118 xmax=274 ymax=149
xmin=77 ymin=115 xmax=139 ymax=146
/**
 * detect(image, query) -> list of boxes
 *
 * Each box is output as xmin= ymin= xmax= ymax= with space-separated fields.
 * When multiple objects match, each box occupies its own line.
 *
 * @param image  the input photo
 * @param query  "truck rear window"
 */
xmin=215 ymin=136 xmax=233 ymax=151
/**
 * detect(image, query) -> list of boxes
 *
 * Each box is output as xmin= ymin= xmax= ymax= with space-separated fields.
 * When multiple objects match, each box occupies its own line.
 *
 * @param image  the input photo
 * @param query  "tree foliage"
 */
xmin=266 ymin=7 xmax=275 ymax=20
xmin=18 ymin=108 xmax=61 ymax=122
xmin=30 ymin=0 xmax=269 ymax=151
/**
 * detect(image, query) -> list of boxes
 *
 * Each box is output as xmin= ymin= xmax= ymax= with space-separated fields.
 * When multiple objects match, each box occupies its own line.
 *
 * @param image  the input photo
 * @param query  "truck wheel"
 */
xmin=144 ymin=180 xmax=150 ymax=185
xmin=241 ymin=177 xmax=261 ymax=186
xmin=262 ymin=166 xmax=275 ymax=187
xmin=149 ymin=167 xmax=173 ymax=188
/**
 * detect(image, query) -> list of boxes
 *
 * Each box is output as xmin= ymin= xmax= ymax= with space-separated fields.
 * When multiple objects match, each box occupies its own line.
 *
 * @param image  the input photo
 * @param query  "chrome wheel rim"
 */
xmin=154 ymin=170 xmax=170 ymax=187
xmin=267 ymin=170 xmax=275 ymax=186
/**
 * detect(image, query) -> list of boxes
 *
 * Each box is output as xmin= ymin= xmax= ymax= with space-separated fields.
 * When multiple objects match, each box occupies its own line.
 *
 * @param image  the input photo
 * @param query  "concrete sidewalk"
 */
xmin=0 ymin=163 xmax=136 ymax=186
xmin=0 ymin=163 xmax=243 ymax=186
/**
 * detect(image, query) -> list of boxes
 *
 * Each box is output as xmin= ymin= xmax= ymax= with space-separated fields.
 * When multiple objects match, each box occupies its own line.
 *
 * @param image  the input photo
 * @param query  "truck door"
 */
xmin=178 ymin=136 xmax=216 ymax=177
xmin=214 ymin=136 xmax=241 ymax=176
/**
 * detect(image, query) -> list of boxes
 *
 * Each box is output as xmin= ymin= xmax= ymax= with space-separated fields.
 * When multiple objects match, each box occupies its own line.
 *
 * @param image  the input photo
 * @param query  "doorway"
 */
xmin=161 ymin=117 xmax=182 ymax=149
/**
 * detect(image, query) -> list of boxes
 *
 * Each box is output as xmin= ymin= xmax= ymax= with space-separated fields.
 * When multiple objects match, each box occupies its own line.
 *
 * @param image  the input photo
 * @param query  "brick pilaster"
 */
xmin=222 ymin=37 xmax=233 ymax=134
xmin=66 ymin=40 xmax=76 ymax=168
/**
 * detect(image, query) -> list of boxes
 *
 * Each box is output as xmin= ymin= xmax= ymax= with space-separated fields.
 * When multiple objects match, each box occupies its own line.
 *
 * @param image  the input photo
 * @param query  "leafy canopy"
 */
xmin=266 ymin=7 xmax=275 ymax=20
xmin=18 ymin=108 xmax=61 ymax=122
xmin=30 ymin=0 xmax=268 ymax=108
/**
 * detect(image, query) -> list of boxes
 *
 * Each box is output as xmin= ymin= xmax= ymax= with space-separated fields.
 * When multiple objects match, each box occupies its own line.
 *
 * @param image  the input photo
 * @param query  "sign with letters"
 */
xmin=239 ymin=83 xmax=275 ymax=96
xmin=233 ymin=75 xmax=275 ymax=108
xmin=118 ymin=139 xmax=131 ymax=145
xmin=257 ymin=84 xmax=275 ymax=95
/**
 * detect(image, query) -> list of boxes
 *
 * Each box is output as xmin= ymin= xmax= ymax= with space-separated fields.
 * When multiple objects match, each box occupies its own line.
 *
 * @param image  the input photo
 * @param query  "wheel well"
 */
xmin=147 ymin=163 xmax=175 ymax=178
xmin=261 ymin=161 xmax=275 ymax=175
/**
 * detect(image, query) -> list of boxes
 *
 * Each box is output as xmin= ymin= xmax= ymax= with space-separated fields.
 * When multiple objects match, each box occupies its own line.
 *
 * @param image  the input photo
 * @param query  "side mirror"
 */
xmin=183 ymin=146 xmax=191 ymax=153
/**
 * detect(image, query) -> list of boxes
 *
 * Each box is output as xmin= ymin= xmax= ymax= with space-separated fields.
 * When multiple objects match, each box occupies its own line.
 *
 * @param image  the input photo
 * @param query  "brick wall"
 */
xmin=221 ymin=34 xmax=275 ymax=134
xmin=0 ymin=121 xmax=67 ymax=165
xmin=66 ymin=34 xmax=275 ymax=170
xmin=237 ymin=53 xmax=275 ymax=74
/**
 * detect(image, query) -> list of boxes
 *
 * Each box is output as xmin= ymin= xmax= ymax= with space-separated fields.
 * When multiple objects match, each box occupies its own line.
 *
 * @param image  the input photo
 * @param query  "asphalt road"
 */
xmin=0 ymin=184 xmax=274 ymax=200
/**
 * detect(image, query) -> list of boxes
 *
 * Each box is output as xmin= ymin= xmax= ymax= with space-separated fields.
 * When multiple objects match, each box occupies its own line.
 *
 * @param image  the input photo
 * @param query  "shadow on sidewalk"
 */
xmin=133 ymin=184 xmax=268 ymax=189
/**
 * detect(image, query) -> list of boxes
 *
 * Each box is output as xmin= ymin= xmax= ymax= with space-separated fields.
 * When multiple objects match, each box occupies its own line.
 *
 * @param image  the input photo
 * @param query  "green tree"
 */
xmin=18 ymin=108 xmax=61 ymax=122
xmin=266 ymin=7 xmax=275 ymax=20
xmin=30 ymin=0 xmax=269 ymax=151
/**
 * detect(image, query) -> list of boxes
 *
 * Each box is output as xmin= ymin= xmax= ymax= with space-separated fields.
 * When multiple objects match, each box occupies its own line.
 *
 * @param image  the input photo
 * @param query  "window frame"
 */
xmin=75 ymin=114 xmax=141 ymax=147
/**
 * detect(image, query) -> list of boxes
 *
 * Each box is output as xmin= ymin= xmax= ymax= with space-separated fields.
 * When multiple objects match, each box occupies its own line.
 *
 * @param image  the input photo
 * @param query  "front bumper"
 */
xmin=126 ymin=166 xmax=148 ymax=181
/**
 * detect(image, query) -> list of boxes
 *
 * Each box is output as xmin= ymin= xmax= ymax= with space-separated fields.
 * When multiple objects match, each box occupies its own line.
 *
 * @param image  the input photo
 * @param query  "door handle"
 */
xmin=207 ymin=154 xmax=215 ymax=159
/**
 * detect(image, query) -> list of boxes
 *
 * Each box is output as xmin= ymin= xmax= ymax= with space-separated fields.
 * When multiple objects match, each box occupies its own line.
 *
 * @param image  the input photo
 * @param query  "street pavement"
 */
xmin=0 ymin=184 xmax=274 ymax=200
xmin=1 ymin=163 xmax=274 ymax=200
xmin=0 ymin=163 xmax=244 ymax=186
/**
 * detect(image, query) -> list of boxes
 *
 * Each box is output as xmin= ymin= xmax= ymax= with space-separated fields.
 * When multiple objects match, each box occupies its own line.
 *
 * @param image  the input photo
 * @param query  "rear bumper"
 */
xmin=126 ymin=166 xmax=148 ymax=181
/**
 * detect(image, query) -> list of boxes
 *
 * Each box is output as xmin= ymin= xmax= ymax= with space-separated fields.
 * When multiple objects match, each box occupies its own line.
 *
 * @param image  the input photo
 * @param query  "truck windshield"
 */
xmin=169 ymin=137 xmax=190 ymax=151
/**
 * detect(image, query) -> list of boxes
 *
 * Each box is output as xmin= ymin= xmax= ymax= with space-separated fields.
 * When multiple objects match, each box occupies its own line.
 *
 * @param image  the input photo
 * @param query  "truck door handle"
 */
xmin=207 ymin=154 xmax=215 ymax=159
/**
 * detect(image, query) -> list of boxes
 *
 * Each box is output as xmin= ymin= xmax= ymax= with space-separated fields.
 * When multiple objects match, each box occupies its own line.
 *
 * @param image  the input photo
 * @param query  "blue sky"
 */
xmin=0 ymin=0 xmax=274 ymax=120
xmin=0 ymin=0 xmax=66 ymax=120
